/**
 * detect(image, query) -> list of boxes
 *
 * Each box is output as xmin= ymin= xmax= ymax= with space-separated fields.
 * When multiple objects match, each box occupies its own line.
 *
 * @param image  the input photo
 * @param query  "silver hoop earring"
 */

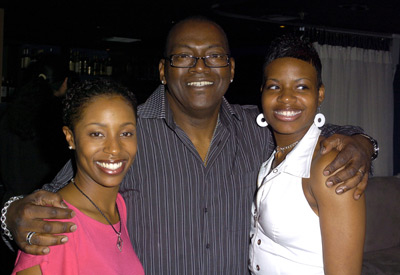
xmin=314 ymin=113 xmax=326 ymax=128
xmin=256 ymin=113 xmax=268 ymax=127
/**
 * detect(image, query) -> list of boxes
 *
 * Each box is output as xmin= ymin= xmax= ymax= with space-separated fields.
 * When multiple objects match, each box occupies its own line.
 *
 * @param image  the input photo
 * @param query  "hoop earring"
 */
xmin=256 ymin=113 xmax=268 ymax=127
xmin=314 ymin=112 xmax=326 ymax=128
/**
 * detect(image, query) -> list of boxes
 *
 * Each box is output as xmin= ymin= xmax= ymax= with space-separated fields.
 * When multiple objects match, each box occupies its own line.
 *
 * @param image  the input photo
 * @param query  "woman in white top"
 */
xmin=249 ymin=35 xmax=366 ymax=274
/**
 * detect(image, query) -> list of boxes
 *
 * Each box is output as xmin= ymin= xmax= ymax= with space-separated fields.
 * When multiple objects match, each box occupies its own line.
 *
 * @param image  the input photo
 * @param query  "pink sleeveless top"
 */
xmin=12 ymin=193 xmax=144 ymax=274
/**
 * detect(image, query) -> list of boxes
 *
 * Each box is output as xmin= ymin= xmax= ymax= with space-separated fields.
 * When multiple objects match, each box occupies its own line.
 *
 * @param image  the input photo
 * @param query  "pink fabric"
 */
xmin=12 ymin=193 xmax=144 ymax=275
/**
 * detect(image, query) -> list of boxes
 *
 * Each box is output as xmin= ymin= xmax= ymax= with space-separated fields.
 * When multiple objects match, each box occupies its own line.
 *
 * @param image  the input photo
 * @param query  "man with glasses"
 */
xmin=4 ymin=16 xmax=375 ymax=274
xmin=166 ymin=53 xmax=231 ymax=68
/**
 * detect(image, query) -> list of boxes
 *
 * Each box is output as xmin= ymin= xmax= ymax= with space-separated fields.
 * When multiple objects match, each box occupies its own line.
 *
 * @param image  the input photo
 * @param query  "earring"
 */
xmin=314 ymin=108 xmax=326 ymax=128
xmin=256 ymin=113 xmax=268 ymax=127
xmin=69 ymin=146 xmax=73 ymax=150
xmin=161 ymin=80 xmax=166 ymax=85
xmin=230 ymin=79 xmax=233 ymax=83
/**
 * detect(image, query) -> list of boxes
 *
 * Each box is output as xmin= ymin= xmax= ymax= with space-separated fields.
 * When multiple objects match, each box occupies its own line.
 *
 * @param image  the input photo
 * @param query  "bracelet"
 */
xmin=359 ymin=134 xmax=379 ymax=161
xmin=1 ymin=195 xmax=24 ymax=240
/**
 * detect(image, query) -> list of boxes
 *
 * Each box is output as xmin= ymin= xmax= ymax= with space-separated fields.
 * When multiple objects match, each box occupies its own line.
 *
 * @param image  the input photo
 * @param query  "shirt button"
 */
xmin=273 ymin=168 xmax=278 ymax=173
xmin=206 ymin=243 xmax=210 ymax=249
xmin=257 ymin=239 xmax=261 ymax=245
xmin=256 ymin=265 xmax=260 ymax=271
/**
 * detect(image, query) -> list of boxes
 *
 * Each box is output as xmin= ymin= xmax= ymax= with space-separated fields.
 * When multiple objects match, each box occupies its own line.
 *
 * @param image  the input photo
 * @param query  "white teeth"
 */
xmin=96 ymin=162 xmax=123 ymax=170
xmin=275 ymin=110 xmax=301 ymax=117
xmin=187 ymin=81 xmax=213 ymax=87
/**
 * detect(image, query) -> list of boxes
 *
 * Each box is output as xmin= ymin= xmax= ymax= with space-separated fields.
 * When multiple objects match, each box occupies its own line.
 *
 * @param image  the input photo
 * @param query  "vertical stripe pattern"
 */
xmin=43 ymin=85 xmax=365 ymax=274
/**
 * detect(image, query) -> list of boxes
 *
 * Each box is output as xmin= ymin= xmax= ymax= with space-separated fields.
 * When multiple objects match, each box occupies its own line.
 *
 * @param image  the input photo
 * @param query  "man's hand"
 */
xmin=6 ymin=190 xmax=76 ymax=255
xmin=320 ymin=134 xmax=373 ymax=200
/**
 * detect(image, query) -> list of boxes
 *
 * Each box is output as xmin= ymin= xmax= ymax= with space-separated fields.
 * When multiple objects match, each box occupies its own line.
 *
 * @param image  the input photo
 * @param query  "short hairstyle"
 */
xmin=63 ymin=78 xmax=137 ymax=131
xmin=263 ymin=34 xmax=323 ymax=88
xmin=163 ymin=15 xmax=230 ymax=57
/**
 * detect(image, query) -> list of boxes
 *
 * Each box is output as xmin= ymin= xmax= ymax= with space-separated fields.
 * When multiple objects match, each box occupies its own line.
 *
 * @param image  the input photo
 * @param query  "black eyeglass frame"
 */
xmin=165 ymin=54 xmax=231 ymax=68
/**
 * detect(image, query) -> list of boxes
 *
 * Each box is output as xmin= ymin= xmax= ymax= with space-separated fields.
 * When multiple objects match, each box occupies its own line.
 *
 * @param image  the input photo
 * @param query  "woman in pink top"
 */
xmin=13 ymin=79 xmax=144 ymax=274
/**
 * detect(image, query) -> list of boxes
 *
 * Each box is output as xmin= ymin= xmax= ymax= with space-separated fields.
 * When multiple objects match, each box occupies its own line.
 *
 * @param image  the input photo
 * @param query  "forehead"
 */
xmin=166 ymin=20 xmax=229 ymax=54
xmin=79 ymin=96 xmax=134 ymax=121
xmin=265 ymin=57 xmax=317 ymax=76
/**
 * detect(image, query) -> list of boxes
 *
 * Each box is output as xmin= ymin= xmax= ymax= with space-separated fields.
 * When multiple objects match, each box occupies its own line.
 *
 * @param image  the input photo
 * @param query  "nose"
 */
xmin=104 ymin=136 xmax=121 ymax=155
xmin=277 ymin=87 xmax=296 ymax=103
xmin=190 ymin=57 xmax=210 ymax=73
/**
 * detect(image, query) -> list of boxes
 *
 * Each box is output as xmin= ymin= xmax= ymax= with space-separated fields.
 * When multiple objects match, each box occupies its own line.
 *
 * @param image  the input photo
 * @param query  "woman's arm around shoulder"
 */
xmin=311 ymin=147 xmax=366 ymax=275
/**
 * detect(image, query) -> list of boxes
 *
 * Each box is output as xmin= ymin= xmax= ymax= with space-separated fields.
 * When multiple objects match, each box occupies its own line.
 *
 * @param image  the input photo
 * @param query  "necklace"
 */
xmin=71 ymin=178 xmax=123 ymax=252
xmin=276 ymin=140 xmax=300 ymax=154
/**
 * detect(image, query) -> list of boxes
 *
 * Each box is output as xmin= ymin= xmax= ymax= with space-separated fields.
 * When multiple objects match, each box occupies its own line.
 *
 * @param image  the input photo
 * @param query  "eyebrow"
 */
xmin=266 ymin=77 xmax=313 ymax=82
xmin=84 ymin=122 xmax=136 ymax=127
xmin=171 ymin=44 xmax=227 ymax=51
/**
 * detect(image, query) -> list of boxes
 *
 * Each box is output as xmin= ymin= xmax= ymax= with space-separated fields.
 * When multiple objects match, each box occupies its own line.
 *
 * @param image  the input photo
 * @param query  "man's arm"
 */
xmin=1 ymin=160 xmax=76 ymax=255
xmin=320 ymin=123 xmax=377 ymax=200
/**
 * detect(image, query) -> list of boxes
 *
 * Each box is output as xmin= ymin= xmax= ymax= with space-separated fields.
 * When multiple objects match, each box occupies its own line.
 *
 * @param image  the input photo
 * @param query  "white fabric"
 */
xmin=249 ymin=124 xmax=324 ymax=275
xmin=314 ymin=43 xmax=394 ymax=176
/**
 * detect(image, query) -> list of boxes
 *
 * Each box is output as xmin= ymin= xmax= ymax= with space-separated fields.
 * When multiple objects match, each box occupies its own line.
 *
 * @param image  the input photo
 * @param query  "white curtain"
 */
xmin=314 ymin=43 xmax=394 ymax=176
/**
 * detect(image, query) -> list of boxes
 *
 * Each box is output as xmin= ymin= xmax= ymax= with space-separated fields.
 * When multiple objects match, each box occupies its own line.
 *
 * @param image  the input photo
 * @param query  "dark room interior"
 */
xmin=1 ymin=1 xmax=400 ymax=273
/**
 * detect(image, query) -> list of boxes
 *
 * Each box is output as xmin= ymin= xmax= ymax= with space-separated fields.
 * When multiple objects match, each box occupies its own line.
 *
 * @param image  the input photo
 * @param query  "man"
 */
xmin=4 ymin=16 xmax=375 ymax=274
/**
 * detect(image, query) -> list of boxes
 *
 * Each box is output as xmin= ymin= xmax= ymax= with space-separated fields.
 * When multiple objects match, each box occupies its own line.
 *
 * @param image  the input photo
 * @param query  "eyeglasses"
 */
xmin=166 ymin=54 xmax=231 ymax=68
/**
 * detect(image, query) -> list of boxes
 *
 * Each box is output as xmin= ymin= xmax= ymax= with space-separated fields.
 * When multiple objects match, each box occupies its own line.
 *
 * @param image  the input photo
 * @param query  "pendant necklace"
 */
xmin=71 ymin=178 xmax=123 ymax=252
xmin=276 ymin=140 xmax=300 ymax=154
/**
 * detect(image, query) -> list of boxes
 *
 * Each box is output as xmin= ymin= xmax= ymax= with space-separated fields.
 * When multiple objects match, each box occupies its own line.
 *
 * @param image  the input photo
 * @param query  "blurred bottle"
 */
xmin=74 ymin=51 xmax=81 ymax=75
xmin=87 ymin=56 xmax=93 ymax=76
xmin=105 ymin=57 xmax=113 ymax=76
xmin=99 ymin=57 xmax=106 ymax=76
xmin=82 ymin=54 xmax=88 ymax=75
xmin=1 ymin=77 xmax=8 ymax=102
xmin=7 ymin=79 xmax=15 ymax=100
xmin=68 ymin=49 xmax=75 ymax=72
xmin=93 ymin=56 xmax=99 ymax=76
xmin=20 ymin=48 xmax=31 ymax=69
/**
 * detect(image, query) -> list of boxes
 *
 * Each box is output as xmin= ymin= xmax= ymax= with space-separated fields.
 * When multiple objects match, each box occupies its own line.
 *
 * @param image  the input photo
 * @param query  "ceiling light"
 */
xmin=103 ymin=37 xmax=141 ymax=43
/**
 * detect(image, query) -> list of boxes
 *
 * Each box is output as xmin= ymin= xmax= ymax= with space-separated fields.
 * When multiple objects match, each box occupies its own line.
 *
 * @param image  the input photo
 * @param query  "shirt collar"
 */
xmin=138 ymin=85 xmax=241 ymax=123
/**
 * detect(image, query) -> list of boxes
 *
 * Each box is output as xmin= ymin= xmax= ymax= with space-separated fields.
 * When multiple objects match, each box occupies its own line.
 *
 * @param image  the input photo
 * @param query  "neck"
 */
xmin=273 ymin=124 xmax=314 ymax=149
xmin=59 ymin=174 xmax=119 ymax=223
xmin=166 ymin=92 xmax=221 ymax=161
xmin=166 ymin=90 xmax=221 ymax=129
xmin=272 ymin=128 xmax=309 ymax=168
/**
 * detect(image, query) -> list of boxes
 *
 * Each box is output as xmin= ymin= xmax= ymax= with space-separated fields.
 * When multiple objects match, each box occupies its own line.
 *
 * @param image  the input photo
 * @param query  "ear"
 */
xmin=63 ymin=126 xmax=75 ymax=149
xmin=229 ymin=57 xmax=235 ymax=82
xmin=318 ymin=84 xmax=325 ymax=106
xmin=260 ymin=80 xmax=266 ymax=93
xmin=159 ymin=59 xmax=167 ymax=84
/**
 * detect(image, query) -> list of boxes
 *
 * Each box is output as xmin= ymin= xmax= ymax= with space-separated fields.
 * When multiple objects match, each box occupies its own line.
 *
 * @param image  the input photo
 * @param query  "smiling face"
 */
xmin=262 ymin=57 xmax=325 ymax=143
xmin=159 ymin=19 xmax=235 ymax=115
xmin=64 ymin=95 xmax=137 ymax=189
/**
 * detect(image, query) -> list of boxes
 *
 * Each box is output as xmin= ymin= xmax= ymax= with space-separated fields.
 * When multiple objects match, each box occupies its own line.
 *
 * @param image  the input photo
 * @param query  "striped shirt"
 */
xmin=44 ymin=85 xmax=364 ymax=274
